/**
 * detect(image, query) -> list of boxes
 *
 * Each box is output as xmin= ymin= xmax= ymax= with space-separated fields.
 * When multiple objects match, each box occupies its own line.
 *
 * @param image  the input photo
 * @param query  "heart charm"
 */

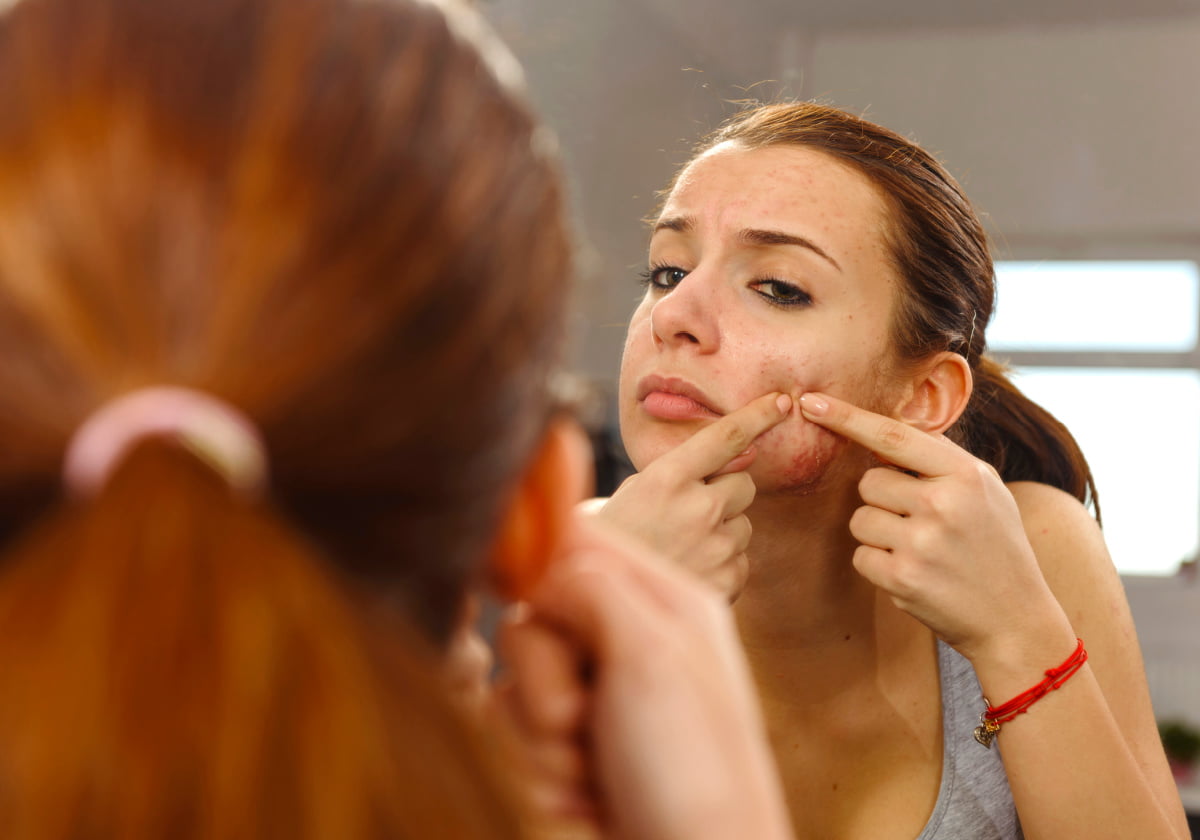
xmin=973 ymin=724 xmax=996 ymax=748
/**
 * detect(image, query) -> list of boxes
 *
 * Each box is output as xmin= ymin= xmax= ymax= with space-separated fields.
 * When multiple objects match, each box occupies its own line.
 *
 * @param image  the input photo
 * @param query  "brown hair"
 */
xmin=0 ymin=0 xmax=570 ymax=835
xmin=694 ymin=102 xmax=1098 ymax=516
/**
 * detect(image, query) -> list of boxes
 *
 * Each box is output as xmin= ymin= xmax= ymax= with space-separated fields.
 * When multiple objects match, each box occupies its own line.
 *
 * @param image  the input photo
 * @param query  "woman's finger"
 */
xmin=798 ymin=391 xmax=962 ymax=477
xmin=706 ymin=552 xmax=750 ymax=602
xmin=705 ymin=471 xmax=756 ymax=520
xmin=552 ymin=517 xmax=727 ymax=632
xmin=498 ymin=609 xmax=589 ymax=738
xmin=850 ymin=543 xmax=898 ymax=590
xmin=857 ymin=465 xmax=922 ymax=515
xmin=532 ymin=532 xmax=671 ymax=652
xmin=720 ymin=514 xmax=752 ymax=556
xmin=848 ymin=503 xmax=907 ymax=552
xmin=654 ymin=392 xmax=792 ymax=481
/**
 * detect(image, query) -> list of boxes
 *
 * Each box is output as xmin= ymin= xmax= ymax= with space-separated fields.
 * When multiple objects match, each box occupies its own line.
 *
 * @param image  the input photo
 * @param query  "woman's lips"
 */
xmin=642 ymin=390 xmax=721 ymax=421
xmin=636 ymin=376 xmax=722 ymax=421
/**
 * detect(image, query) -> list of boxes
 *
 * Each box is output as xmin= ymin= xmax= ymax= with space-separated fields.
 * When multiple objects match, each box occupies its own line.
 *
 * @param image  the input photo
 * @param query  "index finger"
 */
xmin=797 ymin=391 xmax=962 ymax=476
xmin=655 ymin=392 xmax=793 ymax=480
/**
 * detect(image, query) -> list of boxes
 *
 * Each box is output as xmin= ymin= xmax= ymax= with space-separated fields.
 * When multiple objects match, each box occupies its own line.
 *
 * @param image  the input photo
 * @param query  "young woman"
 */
xmin=0 ymin=0 xmax=795 ymax=837
xmin=597 ymin=102 xmax=1188 ymax=839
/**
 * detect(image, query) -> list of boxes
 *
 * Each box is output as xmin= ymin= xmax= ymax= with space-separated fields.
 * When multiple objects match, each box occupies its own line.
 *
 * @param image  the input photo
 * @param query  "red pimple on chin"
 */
xmin=757 ymin=427 xmax=848 ymax=494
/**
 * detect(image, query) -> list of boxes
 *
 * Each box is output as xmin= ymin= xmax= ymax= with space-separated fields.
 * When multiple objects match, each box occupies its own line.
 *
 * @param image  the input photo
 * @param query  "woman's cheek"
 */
xmin=747 ymin=414 xmax=847 ymax=494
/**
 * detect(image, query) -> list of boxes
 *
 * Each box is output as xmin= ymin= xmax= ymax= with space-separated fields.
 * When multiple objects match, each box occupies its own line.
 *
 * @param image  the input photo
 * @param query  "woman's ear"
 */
xmin=895 ymin=352 xmax=973 ymax=435
xmin=487 ymin=417 xmax=593 ymax=602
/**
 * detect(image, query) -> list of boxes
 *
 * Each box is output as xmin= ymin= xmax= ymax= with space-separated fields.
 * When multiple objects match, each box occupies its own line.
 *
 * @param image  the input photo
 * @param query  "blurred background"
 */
xmin=483 ymin=0 xmax=1200 ymax=803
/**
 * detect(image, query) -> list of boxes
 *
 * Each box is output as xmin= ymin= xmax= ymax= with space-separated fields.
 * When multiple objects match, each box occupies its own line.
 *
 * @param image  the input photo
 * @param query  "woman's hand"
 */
xmin=442 ymin=594 xmax=496 ymax=716
xmin=585 ymin=392 xmax=791 ymax=600
xmin=496 ymin=516 xmax=794 ymax=840
xmin=797 ymin=391 xmax=1073 ymax=663
xmin=800 ymin=391 xmax=1190 ymax=839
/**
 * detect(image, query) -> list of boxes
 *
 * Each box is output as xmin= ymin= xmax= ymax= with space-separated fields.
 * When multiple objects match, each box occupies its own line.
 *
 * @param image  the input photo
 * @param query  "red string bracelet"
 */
xmin=973 ymin=638 xmax=1087 ymax=749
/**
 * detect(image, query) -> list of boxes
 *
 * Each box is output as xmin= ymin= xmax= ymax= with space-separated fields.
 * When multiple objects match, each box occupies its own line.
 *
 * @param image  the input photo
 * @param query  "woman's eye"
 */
xmin=752 ymin=279 xmax=812 ymax=307
xmin=640 ymin=265 xmax=688 ymax=291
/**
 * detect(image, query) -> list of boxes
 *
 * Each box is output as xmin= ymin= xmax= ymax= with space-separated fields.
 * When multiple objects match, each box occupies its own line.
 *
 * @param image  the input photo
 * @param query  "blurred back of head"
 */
xmin=0 ymin=0 xmax=571 ymax=835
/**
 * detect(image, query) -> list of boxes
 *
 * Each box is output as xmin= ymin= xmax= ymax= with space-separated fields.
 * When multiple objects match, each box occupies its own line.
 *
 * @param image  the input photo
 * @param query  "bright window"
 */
xmin=991 ymin=261 xmax=1198 ymax=352
xmin=991 ymin=261 xmax=1200 ymax=576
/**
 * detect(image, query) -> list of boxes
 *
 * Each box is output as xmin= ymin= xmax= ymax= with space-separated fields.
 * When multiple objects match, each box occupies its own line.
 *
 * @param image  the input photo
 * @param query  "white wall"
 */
xmin=808 ymin=19 xmax=1200 ymax=249
xmin=1126 ymin=573 xmax=1200 ymax=726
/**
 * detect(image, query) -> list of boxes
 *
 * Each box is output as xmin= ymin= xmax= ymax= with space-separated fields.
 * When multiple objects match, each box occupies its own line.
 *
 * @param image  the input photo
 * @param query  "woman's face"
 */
xmin=618 ymin=142 xmax=905 ymax=494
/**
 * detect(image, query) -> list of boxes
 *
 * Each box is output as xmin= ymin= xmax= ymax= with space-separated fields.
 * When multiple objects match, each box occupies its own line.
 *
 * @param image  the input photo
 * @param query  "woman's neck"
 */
xmin=732 ymin=479 xmax=932 ymax=711
xmin=729 ymin=470 xmax=944 ymax=840
xmin=735 ymin=472 xmax=867 ymax=642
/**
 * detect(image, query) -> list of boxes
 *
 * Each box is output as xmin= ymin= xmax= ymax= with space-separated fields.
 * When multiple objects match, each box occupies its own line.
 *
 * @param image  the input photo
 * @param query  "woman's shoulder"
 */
xmin=1005 ymin=479 xmax=1092 ymax=513
xmin=1008 ymin=482 xmax=1099 ymax=547
xmin=1004 ymin=479 xmax=1111 ymax=585
xmin=1004 ymin=480 xmax=1123 ymax=631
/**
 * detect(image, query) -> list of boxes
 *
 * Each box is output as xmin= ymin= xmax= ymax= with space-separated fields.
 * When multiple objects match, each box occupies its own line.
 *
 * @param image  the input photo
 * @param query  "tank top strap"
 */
xmin=915 ymin=641 xmax=1024 ymax=840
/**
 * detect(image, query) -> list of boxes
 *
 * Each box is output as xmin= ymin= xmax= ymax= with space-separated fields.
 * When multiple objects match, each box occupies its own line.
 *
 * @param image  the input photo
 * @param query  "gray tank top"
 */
xmin=916 ymin=642 xmax=1024 ymax=840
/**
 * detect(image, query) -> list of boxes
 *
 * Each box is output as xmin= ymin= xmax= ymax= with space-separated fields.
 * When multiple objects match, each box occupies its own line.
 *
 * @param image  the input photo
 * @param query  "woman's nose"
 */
xmin=649 ymin=273 xmax=720 ymax=353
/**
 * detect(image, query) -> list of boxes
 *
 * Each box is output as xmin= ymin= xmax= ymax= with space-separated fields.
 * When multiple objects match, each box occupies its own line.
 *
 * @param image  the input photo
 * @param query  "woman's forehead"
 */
xmin=659 ymin=143 xmax=892 ymax=251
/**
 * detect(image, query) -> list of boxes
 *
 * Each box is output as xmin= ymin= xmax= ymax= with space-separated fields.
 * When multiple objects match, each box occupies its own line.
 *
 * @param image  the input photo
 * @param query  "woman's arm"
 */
xmin=1004 ymin=481 xmax=1188 ymax=839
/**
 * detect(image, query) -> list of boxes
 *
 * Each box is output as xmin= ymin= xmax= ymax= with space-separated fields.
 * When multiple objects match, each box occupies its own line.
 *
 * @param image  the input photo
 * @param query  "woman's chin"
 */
xmin=746 ymin=433 xmax=852 ymax=496
xmin=623 ymin=437 xmax=684 ymax=473
xmin=618 ymin=416 xmax=705 ymax=472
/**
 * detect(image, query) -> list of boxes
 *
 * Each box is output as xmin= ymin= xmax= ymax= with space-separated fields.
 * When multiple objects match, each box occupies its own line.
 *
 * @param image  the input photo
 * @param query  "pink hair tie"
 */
xmin=62 ymin=386 xmax=268 ymax=500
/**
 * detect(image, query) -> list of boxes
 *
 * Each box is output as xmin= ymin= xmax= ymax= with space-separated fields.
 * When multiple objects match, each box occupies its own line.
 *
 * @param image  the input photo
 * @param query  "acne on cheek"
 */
xmin=750 ymin=415 xmax=846 ymax=493
xmin=779 ymin=435 xmax=848 ymax=492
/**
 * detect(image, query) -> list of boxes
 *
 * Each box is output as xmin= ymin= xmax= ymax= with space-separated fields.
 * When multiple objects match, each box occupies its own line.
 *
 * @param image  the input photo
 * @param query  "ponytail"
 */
xmin=956 ymin=355 xmax=1100 ymax=522
xmin=0 ymin=0 xmax=573 ymax=832
xmin=0 ymin=440 xmax=525 ymax=840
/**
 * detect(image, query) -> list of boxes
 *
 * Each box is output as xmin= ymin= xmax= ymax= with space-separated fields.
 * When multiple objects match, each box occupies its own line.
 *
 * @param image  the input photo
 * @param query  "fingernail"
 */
xmin=776 ymin=393 xmax=792 ymax=414
xmin=799 ymin=393 xmax=828 ymax=416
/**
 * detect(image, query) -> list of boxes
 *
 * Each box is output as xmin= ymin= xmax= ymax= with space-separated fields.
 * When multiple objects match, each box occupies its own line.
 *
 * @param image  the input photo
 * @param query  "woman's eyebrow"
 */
xmin=737 ymin=228 xmax=842 ymax=272
xmin=652 ymin=215 xmax=841 ymax=273
xmin=652 ymin=215 xmax=693 ymax=234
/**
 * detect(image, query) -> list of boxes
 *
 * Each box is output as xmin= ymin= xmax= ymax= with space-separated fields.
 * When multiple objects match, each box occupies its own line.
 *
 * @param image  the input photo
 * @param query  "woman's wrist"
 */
xmin=961 ymin=610 xmax=1080 ymax=704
